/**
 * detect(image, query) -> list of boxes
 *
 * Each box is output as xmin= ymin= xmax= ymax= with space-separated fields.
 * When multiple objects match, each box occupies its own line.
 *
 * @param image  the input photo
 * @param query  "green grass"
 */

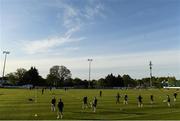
xmin=0 ymin=88 xmax=180 ymax=120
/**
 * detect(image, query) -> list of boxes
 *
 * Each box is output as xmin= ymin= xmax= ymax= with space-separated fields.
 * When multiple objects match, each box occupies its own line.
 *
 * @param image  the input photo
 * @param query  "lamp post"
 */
xmin=2 ymin=51 xmax=10 ymax=82
xmin=149 ymin=61 xmax=153 ymax=87
xmin=88 ymin=59 xmax=93 ymax=88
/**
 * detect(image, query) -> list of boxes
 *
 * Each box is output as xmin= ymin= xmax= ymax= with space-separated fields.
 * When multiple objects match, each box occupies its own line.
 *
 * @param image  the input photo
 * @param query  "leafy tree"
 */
xmin=47 ymin=65 xmax=71 ymax=87
xmin=168 ymin=76 xmax=177 ymax=86
xmin=6 ymin=68 xmax=27 ymax=85
xmin=23 ymin=67 xmax=40 ymax=86
xmin=6 ymin=72 xmax=18 ymax=85
xmin=122 ymin=74 xmax=136 ymax=87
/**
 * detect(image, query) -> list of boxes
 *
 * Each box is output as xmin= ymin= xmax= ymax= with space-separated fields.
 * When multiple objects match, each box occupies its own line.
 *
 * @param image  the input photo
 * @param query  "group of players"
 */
xmin=51 ymin=97 xmax=64 ymax=119
xmin=50 ymin=90 xmax=178 ymax=119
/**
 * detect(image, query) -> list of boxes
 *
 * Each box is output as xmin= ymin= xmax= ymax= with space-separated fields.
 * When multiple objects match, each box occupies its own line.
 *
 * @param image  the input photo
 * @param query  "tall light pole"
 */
xmin=149 ymin=61 xmax=153 ymax=87
xmin=2 ymin=51 xmax=10 ymax=82
xmin=88 ymin=59 xmax=93 ymax=88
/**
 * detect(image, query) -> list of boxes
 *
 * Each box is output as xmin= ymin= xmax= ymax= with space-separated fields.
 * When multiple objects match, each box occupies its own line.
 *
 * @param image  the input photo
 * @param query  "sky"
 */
xmin=0 ymin=0 xmax=180 ymax=79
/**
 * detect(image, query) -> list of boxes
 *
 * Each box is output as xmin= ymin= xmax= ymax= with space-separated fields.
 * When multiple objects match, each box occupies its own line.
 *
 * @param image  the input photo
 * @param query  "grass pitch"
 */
xmin=0 ymin=88 xmax=180 ymax=120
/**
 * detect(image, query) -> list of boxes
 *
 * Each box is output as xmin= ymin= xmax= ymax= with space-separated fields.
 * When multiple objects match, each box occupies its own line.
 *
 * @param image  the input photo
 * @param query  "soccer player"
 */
xmin=174 ymin=92 xmax=177 ymax=102
xmin=92 ymin=97 xmax=98 ymax=112
xmin=82 ymin=96 xmax=88 ymax=109
xmin=42 ymin=88 xmax=44 ymax=95
xmin=150 ymin=95 xmax=154 ymax=104
xmin=100 ymin=90 xmax=102 ymax=97
xmin=116 ymin=92 xmax=120 ymax=104
xmin=57 ymin=98 xmax=64 ymax=119
xmin=167 ymin=95 xmax=171 ymax=107
xmin=138 ymin=95 xmax=143 ymax=108
xmin=51 ymin=97 xmax=56 ymax=112
xmin=124 ymin=94 xmax=128 ymax=104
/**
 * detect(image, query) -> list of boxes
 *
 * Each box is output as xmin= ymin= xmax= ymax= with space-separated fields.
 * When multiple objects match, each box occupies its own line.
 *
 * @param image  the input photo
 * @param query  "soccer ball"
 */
xmin=34 ymin=114 xmax=38 ymax=117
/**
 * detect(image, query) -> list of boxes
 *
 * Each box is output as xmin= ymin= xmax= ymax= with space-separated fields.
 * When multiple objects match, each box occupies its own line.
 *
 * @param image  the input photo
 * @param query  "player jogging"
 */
xmin=124 ymin=94 xmax=128 ymax=104
xmin=57 ymin=98 xmax=64 ymax=119
xmin=167 ymin=95 xmax=171 ymax=107
xmin=116 ymin=93 xmax=120 ymax=104
xmin=174 ymin=92 xmax=177 ymax=102
xmin=150 ymin=95 xmax=154 ymax=104
xmin=42 ymin=88 xmax=44 ymax=95
xmin=82 ymin=96 xmax=88 ymax=109
xmin=92 ymin=97 xmax=98 ymax=112
xmin=100 ymin=91 xmax=102 ymax=97
xmin=51 ymin=97 xmax=56 ymax=112
xmin=138 ymin=95 xmax=143 ymax=108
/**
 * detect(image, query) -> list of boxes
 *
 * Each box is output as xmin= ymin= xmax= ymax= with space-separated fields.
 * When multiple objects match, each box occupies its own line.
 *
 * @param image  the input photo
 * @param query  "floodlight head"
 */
xmin=149 ymin=61 xmax=152 ymax=66
xmin=88 ymin=59 xmax=93 ymax=61
xmin=3 ymin=51 xmax=10 ymax=54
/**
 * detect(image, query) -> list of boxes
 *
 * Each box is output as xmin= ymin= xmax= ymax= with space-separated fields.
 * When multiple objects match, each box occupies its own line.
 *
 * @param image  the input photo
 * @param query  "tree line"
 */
xmin=4 ymin=65 xmax=180 ymax=88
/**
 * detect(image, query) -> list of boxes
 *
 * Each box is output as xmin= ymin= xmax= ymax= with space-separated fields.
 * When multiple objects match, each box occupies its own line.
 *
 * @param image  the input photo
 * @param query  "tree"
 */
xmin=122 ymin=74 xmax=136 ymax=87
xmin=15 ymin=68 xmax=27 ymax=85
xmin=6 ymin=68 xmax=27 ymax=85
xmin=23 ymin=67 xmax=40 ymax=86
xmin=6 ymin=72 xmax=18 ymax=85
xmin=47 ymin=65 xmax=72 ymax=87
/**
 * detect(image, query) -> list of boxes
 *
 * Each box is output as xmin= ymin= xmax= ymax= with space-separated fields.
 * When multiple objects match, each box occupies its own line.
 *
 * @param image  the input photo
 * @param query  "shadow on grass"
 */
xmin=72 ymin=110 xmax=146 ymax=115
xmin=120 ymin=111 xmax=146 ymax=115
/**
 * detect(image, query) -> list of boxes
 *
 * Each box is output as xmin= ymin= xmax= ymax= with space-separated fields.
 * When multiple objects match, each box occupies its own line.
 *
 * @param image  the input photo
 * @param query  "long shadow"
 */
xmin=120 ymin=111 xmax=146 ymax=115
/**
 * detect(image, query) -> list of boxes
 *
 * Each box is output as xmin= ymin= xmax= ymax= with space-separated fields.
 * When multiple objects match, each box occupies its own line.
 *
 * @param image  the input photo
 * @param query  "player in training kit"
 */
xmin=100 ymin=90 xmax=102 ymax=97
xmin=92 ymin=97 xmax=98 ymax=112
xmin=138 ymin=95 xmax=143 ymax=108
xmin=42 ymin=88 xmax=44 ymax=95
xmin=150 ymin=95 xmax=154 ymax=104
xmin=167 ymin=95 xmax=171 ymax=107
xmin=51 ymin=97 xmax=56 ymax=112
xmin=82 ymin=96 xmax=88 ymax=109
xmin=116 ymin=93 xmax=120 ymax=104
xmin=174 ymin=92 xmax=177 ymax=102
xmin=124 ymin=94 xmax=128 ymax=104
xmin=57 ymin=99 xmax=64 ymax=119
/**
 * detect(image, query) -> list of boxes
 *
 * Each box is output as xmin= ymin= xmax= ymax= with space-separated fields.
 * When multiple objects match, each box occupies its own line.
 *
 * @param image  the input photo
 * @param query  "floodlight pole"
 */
xmin=88 ymin=59 xmax=93 ymax=88
xmin=149 ymin=61 xmax=153 ymax=87
xmin=2 ymin=51 xmax=10 ymax=82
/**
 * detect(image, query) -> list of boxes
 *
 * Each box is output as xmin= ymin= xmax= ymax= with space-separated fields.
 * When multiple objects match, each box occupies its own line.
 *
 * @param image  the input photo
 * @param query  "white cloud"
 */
xmin=84 ymin=3 xmax=105 ymax=19
xmin=23 ymin=36 xmax=84 ymax=54
xmin=21 ymin=1 xmax=105 ymax=55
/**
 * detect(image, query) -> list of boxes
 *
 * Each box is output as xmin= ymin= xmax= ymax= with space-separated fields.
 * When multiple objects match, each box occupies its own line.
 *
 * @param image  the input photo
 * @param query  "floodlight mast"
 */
xmin=2 ymin=51 xmax=10 ymax=82
xmin=88 ymin=59 xmax=93 ymax=88
xmin=149 ymin=61 xmax=153 ymax=87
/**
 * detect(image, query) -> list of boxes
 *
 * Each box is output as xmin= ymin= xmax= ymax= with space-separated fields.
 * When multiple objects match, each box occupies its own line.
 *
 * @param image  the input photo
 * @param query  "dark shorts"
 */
xmin=93 ymin=104 xmax=97 ymax=107
xmin=58 ymin=108 xmax=63 ymax=112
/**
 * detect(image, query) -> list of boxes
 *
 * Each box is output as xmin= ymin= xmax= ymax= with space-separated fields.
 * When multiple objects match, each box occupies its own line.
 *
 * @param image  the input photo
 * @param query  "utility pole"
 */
xmin=2 ymin=51 xmax=10 ymax=83
xmin=149 ymin=61 xmax=153 ymax=87
xmin=88 ymin=59 xmax=93 ymax=88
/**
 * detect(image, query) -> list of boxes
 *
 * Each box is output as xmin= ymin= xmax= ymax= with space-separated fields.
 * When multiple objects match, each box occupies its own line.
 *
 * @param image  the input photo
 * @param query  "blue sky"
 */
xmin=0 ymin=0 xmax=180 ymax=79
